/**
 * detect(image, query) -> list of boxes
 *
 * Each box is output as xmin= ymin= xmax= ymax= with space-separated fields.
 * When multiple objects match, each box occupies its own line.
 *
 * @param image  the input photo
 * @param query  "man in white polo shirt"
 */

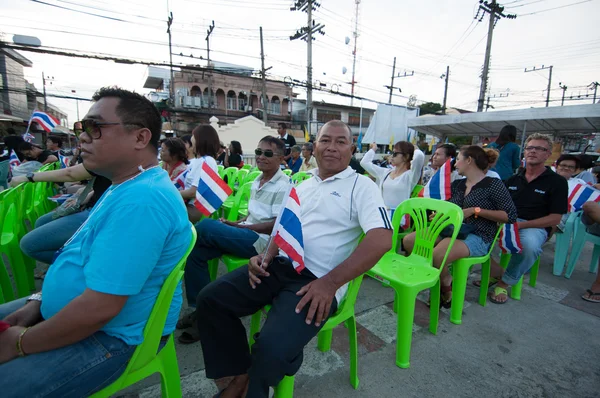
xmin=196 ymin=120 xmax=392 ymax=398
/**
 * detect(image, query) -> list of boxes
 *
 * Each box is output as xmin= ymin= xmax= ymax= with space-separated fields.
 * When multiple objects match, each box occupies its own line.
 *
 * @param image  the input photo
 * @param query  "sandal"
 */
xmin=489 ymin=286 xmax=509 ymax=304
xmin=178 ymin=324 xmax=201 ymax=344
xmin=581 ymin=289 xmax=600 ymax=303
xmin=473 ymin=277 xmax=499 ymax=288
xmin=176 ymin=311 xmax=197 ymax=330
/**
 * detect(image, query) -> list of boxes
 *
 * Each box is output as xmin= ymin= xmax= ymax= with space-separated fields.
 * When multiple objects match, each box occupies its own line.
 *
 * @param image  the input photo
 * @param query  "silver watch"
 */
xmin=27 ymin=293 xmax=42 ymax=302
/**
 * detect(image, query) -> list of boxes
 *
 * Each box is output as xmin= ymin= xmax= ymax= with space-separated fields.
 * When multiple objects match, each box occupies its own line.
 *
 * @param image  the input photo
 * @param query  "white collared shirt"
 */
xmin=295 ymin=166 xmax=391 ymax=303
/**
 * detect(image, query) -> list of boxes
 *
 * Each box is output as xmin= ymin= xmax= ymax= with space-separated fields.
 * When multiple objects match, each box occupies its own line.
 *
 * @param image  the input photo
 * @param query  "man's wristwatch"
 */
xmin=474 ymin=207 xmax=481 ymax=219
xmin=26 ymin=172 xmax=35 ymax=183
xmin=26 ymin=293 xmax=42 ymax=302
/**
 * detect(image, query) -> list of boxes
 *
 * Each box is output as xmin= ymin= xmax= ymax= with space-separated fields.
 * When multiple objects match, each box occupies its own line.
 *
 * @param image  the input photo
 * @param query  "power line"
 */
xmin=519 ymin=0 xmax=593 ymax=16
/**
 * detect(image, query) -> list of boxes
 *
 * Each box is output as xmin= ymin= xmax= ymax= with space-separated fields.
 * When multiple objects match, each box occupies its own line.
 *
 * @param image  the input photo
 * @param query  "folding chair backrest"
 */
xmin=227 ymin=182 xmax=253 ymax=221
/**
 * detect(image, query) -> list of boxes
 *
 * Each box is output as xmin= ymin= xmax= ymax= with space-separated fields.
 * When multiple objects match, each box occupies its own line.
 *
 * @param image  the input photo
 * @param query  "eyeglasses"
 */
xmin=392 ymin=152 xmax=404 ymax=157
xmin=557 ymin=164 xmax=576 ymax=170
xmin=78 ymin=119 xmax=145 ymax=140
xmin=525 ymin=145 xmax=549 ymax=153
xmin=255 ymin=148 xmax=280 ymax=157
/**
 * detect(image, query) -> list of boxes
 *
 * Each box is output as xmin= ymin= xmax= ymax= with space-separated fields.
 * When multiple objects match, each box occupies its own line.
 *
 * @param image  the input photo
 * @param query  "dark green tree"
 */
xmin=418 ymin=102 xmax=443 ymax=116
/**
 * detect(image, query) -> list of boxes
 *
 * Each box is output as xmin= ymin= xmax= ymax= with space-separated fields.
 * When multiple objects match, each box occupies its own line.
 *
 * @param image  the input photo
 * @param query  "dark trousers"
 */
xmin=196 ymin=257 xmax=338 ymax=398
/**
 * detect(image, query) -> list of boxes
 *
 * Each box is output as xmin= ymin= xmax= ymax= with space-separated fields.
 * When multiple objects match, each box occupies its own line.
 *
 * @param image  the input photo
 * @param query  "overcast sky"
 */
xmin=2 ymin=0 xmax=599 ymax=125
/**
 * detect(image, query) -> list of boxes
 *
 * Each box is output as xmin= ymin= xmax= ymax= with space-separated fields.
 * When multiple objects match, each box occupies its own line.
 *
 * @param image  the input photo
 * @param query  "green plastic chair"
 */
xmin=553 ymin=211 xmax=582 ymax=276
xmin=0 ymin=190 xmax=16 ymax=303
xmin=243 ymin=171 xmax=262 ymax=186
xmin=282 ymin=169 xmax=292 ymax=177
xmin=249 ymin=275 xmax=365 ymax=395
xmin=217 ymin=165 xmax=225 ymax=178
xmin=367 ymin=198 xmax=463 ymax=368
xmin=411 ymin=184 xmax=424 ymax=198
xmin=564 ymin=213 xmax=600 ymax=278
xmin=290 ymin=172 xmax=311 ymax=185
xmin=479 ymin=252 xmax=539 ymax=304
xmin=0 ymin=201 xmax=33 ymax=298
xmin=449 ymin=225 xmax=502 ymax=325
xmin=91 ymin=225 xmax=197 ymax=398
xmin=223 ymin=167 xmax=239 ymax=190
xmin=233 ymin=169 xmax=249 ymax=192
xmin=242 ymin=164 xmax=252 ymax=171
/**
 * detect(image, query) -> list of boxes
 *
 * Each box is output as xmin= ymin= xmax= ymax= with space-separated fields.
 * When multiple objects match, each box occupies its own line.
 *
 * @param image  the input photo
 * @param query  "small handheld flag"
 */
xmin=58 ymin=153 xmax=70 ymax=169
xmin=499 ymin=223 xmax=523 ymax=254
xmin=568 ymin=180 xmax=600 ymax=212
xmin=389 ymin=208 xmax=410 ymax=230
xmin=273 ymin=186 xmax=305 ymax=273
xmin=30 ymin=111 xmax=60 ymax=133
xmin=194 ymin=161 xmax=232 ymax=216
xmin=48 ymin=194 xmax=73 ymax=205
xmin=173 ymin=170 xmax=188 ymax=190
xmin=389 ymin=135 xmax=394 ymax=151
xmin=22 ymin=132 xmax=35 ymax=143
xmin=9 ymin=150 xmax=21 ymax=168
xmin=304 ymin=125 xmax=310 ymax=143
xmin=419 ymin=159 xmax=452 ymax=200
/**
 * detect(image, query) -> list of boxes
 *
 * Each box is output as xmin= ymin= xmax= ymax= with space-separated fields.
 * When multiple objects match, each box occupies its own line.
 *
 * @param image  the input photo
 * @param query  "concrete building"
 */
xmin=143 ymin=63 xmax=295 ymax=134
xmin=0 ymin=48 xmax=32 ymax=120
xmin=292 ymin=99 xmax=375 ymax=136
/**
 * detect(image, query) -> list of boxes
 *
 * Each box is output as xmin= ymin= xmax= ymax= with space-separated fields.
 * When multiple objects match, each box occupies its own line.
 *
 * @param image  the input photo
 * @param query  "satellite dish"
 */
xmin=342 ymin=67 xmax=348 ymax=75
xmin=345 ymin=36 xmax=350 ymax=45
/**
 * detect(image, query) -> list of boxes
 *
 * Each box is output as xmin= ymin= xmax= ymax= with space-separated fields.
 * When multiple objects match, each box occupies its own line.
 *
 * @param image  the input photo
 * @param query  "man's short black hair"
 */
xmin=47 ymin=136 xmax=63 ymax=148
xmin=278 ymin=122 xmax=287 ymax=130
xmin=259 ymin=135 xmax=285 ymax=155
xmin=438 ymin=143 xmax=457 ymax=159
xmin=18 ymin=141 xmax=36 ymax=152
xmin=556 ymin=154 xmax=580 ymax=168
xmin=92 ymin=87 xmax=162 ymax=150
xmin=6 ymin=128 xmax=16 ymax=135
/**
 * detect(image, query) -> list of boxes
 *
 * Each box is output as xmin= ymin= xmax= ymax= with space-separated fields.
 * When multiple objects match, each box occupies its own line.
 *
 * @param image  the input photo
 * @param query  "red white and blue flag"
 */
xmin=58 ymin=153 xmax=70 ymax=169
xmin=173 ymin=170 xmax=188 ymax=190
xmin=22 ymin=132 xmax=35 ymax=143
xmin=389 ymin=208 xmax=410 ymax=230
xmin=419 ymin=159 xmax=452 ymax=200
xmin=568 ymin=180 xmax=600 ymax=212
xmin=273 ymin=186 xmax=305 ymax=273
xmin=194 ymin=161 xmax=232 ymax=216
xmin=9 ymin=150 xmax=21 ymax=168
xmin=48 ymin=194 xmax=73 ymax=204
xmin=499 ymin=223 xmax=523 ymax=254
xmin=30 ymin=111 xmax=60 ymax=133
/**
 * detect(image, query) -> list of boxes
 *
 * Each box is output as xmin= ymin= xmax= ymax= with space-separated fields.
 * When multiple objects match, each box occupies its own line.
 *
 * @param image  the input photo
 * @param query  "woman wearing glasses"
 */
xmin=178 ymin=125 xmax=220 ymax=223
xmin=360 ymin=141 xmax=425 ymax=220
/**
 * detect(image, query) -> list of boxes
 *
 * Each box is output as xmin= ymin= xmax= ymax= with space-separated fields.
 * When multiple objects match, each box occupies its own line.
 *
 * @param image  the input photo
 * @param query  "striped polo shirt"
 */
xmin=243 ymin=168 xmax=291 ymax=252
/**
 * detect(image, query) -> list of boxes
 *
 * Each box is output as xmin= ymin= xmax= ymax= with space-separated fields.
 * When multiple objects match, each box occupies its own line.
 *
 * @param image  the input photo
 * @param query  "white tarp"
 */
xmin=362 ymin=104 xmax=419 ymax=145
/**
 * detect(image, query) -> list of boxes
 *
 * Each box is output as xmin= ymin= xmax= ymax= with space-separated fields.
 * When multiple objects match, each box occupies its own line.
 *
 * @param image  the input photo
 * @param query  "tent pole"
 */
xmin=519 ymin=121 xmax=528 ymax=158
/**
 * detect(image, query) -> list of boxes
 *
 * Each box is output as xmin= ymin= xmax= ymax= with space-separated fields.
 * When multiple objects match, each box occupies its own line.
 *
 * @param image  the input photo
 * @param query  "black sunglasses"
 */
xmin=255 ymin=148 xmax=280 ymax=158
xmin=78 ymin=119 xmax=145 ymax=140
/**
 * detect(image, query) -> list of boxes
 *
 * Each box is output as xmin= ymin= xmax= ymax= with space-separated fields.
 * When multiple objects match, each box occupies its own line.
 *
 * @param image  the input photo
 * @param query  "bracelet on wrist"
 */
xmin=16 ymin=327 xmax=31 ymax=357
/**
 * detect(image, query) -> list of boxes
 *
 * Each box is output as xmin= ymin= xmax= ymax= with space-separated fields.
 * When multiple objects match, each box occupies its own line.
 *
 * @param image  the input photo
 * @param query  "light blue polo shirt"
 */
xmin=41 ymin=167 xmax=191 ymax=345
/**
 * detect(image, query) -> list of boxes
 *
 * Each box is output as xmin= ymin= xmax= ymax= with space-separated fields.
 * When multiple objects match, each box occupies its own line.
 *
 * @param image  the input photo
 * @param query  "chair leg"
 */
xmin=529 ymin=257 xmax=540 ymax=287
xmin=479 ymin=258 xmax=491 ymax=307
xmin=393 ymin=291 xmax=399 ymax=314
xmin=450 ymin=261 xmax=470 ymax=325
xmin=159 ymin=337 xmax=182 ymax=398
xmin=552 ymin=232 xmax=569 ymax=276
xmin=565 ymin=230 xmax=588 ymax=279
xmin=208 ymin=259 xmax=219 ymax=282
xmin=343 ymin=316 xmax=359 ymax=390
xmin=317 ymin=329 xmax=333 ymax=352
xmin=511 ymin=277 xmax=523 ymax=301
xmin=429 ymin=280 xmax=440 ymax=335
xmin=274 ymin=375 xmax=295 ymax=398
xmin=395 ymin=288 xmax=417 ymax=369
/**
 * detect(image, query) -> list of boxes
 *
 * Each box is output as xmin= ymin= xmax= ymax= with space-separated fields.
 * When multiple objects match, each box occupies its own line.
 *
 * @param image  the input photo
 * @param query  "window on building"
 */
xmin=226 ymin=90 xmax=237 ymax=110
xmin=270 ymin=96 xmax=281 ymax=114
xmin=317 ymin=109 xmax=342 ymax=123
xmin=238 ymin=93 xmax=248 ymax=111
xmin=348 ymin=112 xmax=369 ymax=127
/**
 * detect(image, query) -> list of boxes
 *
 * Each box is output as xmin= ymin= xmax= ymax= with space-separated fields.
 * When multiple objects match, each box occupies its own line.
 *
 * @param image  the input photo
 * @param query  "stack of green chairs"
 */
xmin=367 ymin=198 xmax=463 ymax=368
xmin=249 ymin=275 xmax=365 ymax=396
xmin=91 ymin=226 xmax=197 ymax=398
xmin=233 ymin=169 xmax=249 ymax=192
xmin=282 ymin=169 xmax=292 ymax=177
xmin=290 ymin=172 xmax=311 ymax=185
xmin=241 ymin=164 xmax=252 ymax=171
xmin=243 ymin=170 xmax=261 ymax=185
xmin=217 ymin=165 xmax=225 ymax=178
xmin=223 ymin=167 xmax=239 ymax=190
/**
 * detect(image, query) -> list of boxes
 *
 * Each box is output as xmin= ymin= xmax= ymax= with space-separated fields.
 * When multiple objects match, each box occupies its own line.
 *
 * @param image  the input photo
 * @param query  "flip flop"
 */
xmin=489 ymin=286 xmax=509 ymax=304
xmin=473 ymin=277 xmax=499 ymax=288
xmin=178 ymin=325 xmax=201 ymax=344
xmin=441 ymin=283 xmax=453 ymax=309
xmin=581 ymin=289 xmax=600 ymax=303
xmin=176 ymin=311 xmax=197 ymax=330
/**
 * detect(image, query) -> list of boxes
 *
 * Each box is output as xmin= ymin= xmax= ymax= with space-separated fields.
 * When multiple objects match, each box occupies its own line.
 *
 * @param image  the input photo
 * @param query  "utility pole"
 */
xmin=291 ymin=0 xmax=325 ymax=136
xmin=441 ymin=65 xmax=449 ymax=114
xmin=589 ymin=81 xmax=599 ymax=103
xmin=206 ymin=20 xmax=215 ymax=109
xmin=350 ymin=0 xmax=361 ymax=106
xmin=42 ymin=72 xmax=48 ymax=111
xmin=259 ymin=26 xmax=269 ymax=124
xmin=524 ymin=65 xmax=553 ymax=107
xmin=485 ymin=92 xmax=508 ymax=111
xmin=167 ymin=12 xmax=174 ymax=104
xmin=384 ymin=57 xmax=413 ymax=104
xmin=476 ymin=1 xmax=516 ymax=112
xmin=559 ymin=82 xmax=568 ymax=106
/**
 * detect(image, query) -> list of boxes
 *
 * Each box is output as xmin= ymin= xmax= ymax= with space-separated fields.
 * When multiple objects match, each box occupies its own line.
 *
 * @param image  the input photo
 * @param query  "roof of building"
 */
xmin=0 ymin=48 xmax=33 ymax=67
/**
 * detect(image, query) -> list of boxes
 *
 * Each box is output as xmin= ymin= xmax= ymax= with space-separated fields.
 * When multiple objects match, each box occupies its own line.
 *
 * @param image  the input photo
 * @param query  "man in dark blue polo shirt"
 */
xmin=489 ymin=133 xmax=568 ymax=304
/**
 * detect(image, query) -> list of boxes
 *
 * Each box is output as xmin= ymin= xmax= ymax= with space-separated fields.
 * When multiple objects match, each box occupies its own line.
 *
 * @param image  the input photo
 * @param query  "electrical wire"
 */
xmin=519 ymin=0 xmax=593 ymax=16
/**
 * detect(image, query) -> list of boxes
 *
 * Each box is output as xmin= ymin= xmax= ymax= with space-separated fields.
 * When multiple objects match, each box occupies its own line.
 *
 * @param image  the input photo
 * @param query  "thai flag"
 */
xmin=499 ymin=223 xmax=523 ymax=254
xmin=9 ymin=150 xmax=21 ymax=168
xmin=419 ymin=159 xmax=452 ymax=200
xmin=273 ymin=186 xmax=305 ymax=273
xmin=58 ymin=153 xmax=70 ymax=169
xmin=48 ymin=194 xmax=73 ymax=204
xmin=568 ymin=180 xmax=600 ymax=212
xmin=194 ymin=162 xmax=232 ymax=216
xmin=389 ymin=208 xmax=410 ymax=229
xmin=22 ymin=132 xmax=35 ymax=143
xmin=173 ymin=170 xmax=188 ymax=190
xmin=30 ymin=111 xmax=60 ymax=133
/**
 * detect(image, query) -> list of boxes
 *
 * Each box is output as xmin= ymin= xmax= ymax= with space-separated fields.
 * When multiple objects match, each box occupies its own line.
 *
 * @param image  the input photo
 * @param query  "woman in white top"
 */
xmin=179 ymin=125 xmax=220 ymax=223
xmin=360 ymin=141 xmax=425 ymax=218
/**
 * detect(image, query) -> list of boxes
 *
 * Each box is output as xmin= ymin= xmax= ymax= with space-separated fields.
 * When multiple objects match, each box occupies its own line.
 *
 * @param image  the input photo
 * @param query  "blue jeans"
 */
xmin=502 ymin=219 xmax=548 ymax=286
xmin=20 ymin=210 xmax=90 ymax=264
xmin=185 ymin=218 xmax=261 ymax=306
xmin=0 ymin=298 xmax=135 ymax=398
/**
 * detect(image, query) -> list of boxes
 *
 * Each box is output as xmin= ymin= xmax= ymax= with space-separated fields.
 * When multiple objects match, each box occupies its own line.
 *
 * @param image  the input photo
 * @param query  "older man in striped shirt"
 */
xmin=177 ymin=135 xmax=291 ymax=343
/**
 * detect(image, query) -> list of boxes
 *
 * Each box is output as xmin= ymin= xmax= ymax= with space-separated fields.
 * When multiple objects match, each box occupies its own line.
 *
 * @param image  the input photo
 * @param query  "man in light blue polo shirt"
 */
xmin=0 ymin=87 xmax=191 ymax=397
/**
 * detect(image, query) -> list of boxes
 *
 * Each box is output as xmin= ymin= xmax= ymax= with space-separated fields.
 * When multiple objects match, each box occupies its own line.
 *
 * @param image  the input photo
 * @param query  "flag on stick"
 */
xmin=194 ymin=162 xmax=232 ymax=216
